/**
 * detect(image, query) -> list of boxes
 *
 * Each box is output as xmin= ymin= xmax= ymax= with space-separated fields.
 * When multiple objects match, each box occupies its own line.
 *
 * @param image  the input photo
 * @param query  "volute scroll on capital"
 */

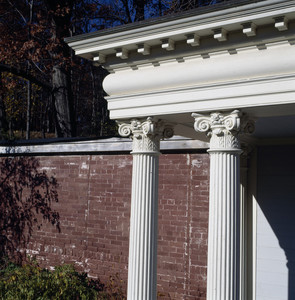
xmin=192 ymin=110 xmax=255 ymax=151
xmin=118 ymin=117 xmax=174 ymax=154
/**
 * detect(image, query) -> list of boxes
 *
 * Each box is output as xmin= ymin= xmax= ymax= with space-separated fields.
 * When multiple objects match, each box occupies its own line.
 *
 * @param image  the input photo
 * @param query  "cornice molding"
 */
xmin=66 ymin=0 xmax=295 ymax=71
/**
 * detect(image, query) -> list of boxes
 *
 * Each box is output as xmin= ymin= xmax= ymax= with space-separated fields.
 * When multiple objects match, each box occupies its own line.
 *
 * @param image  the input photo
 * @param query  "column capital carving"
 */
xmin=192 ymin=110 xmax=255 ymax=152
xmin=118 ymin=117 xmax=174 ymax=154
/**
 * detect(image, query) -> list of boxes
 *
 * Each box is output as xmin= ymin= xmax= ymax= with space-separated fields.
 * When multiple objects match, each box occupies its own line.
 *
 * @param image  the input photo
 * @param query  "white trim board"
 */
xmin=0 ymin=136 xmax=209 ymax=155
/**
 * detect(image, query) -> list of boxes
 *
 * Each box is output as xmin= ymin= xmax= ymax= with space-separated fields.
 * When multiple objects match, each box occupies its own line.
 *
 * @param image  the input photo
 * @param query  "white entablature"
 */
xmin=66 ymin=0 xmax=295 ymax=140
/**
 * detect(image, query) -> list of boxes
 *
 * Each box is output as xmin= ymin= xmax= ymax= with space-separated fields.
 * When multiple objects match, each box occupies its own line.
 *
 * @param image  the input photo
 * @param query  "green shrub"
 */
xmin=0 ymin=261 xmax=101 ymax=300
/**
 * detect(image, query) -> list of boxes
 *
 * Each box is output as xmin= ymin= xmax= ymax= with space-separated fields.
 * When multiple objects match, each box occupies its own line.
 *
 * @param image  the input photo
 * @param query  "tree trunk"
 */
xmin=0 ymin=72 xmax=7 ymax=139
xmin=0 ymin=98 xmax=8 ymax=140
xmin=134 ymin=0 xmax=146 ymax=21
xmin=158 ymin=0 xmax=162 ymax=16
xmin=52 ymin=65 xmax=75 ymax=137
xmin=26 ymin=80 xmax=31 ymax=140
xmin=44 ymin=0 xmax=76 ymax=138
xmin=90 ymin=66 xmax=97 ymax=133
xmin=9 ymin=119 xmax=13 ymax=140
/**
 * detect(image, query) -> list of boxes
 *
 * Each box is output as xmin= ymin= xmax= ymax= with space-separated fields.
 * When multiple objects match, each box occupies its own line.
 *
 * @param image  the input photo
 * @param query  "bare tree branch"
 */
xmin=0 ymin=64 xmax=52 ymax=90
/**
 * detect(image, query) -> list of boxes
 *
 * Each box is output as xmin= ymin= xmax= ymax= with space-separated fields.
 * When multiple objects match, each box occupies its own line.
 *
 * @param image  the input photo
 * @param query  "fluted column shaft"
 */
xmin=192 ymin=110 xmax=254 ymax=300
xmin=207 ymin=150 xmax=241 ymax=300
xmin=128 ymin=152 xmax=158 ymax=300
xmin=119 ymin=118 xmax=173 ymax=300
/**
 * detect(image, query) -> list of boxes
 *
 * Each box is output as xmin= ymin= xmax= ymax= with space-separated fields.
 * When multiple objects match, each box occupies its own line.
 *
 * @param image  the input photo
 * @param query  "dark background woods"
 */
xmin=0 ymin=0 xmax=226 ymax=140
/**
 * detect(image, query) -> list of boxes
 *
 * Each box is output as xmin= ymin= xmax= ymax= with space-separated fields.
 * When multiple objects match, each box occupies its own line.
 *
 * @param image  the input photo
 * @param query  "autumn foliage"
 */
xmin=0 ymin=0 xmax=229 ymax=140
xmin=0 ymin=0 xmax=115 ymax=139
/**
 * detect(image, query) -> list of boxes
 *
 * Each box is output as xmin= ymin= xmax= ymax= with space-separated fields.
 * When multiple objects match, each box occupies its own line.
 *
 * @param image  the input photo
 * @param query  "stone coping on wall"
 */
xmin=0 ymin=136 xmax=209 ymax=155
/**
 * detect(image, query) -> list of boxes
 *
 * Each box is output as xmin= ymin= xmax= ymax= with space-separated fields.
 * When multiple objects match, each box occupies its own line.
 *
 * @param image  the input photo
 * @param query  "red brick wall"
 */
xmin=24 ymin=153 xmax=209 ymax=299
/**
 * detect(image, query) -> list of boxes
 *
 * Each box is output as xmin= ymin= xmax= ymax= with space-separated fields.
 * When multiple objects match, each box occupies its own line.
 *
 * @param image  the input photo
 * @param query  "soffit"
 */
xmin=158 ymin=106 xmax=295 ymax=142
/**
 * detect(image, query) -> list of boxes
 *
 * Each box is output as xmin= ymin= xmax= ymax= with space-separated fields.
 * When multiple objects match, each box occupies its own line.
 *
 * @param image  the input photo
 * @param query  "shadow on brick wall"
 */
xmin=0 ymin=157 xmax=60 ymax=264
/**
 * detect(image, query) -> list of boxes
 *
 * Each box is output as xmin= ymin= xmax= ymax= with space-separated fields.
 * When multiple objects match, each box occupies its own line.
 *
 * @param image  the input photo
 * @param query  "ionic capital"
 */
xmin=192 ymin=110 xmax=255 ymax=152
xmin=118 ymin=117 xmax=174 ymax=154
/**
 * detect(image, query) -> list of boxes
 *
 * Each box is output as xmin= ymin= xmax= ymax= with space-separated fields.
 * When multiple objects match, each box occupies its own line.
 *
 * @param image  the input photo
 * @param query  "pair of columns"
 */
xmin=119 ymin=111 xmax=254 ymax=300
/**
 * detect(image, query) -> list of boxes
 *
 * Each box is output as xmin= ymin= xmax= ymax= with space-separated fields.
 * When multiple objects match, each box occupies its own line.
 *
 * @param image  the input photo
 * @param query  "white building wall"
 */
xmin=256 ymin=146 xmax=295 ymax=300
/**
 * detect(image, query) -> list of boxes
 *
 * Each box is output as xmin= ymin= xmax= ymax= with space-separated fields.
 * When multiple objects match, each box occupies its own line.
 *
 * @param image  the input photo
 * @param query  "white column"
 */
xmin=240 ymin=144 xmax=255 ymax=300
xmin=240 ymin=165 xmax=247 ymax=300
xmin=240 ymin=147 xmax=250 ymax=300
xmin=192 ymin=110 xmax=254 ymax=300
xmin=119 ymin=117 xmax=173 ymax=300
